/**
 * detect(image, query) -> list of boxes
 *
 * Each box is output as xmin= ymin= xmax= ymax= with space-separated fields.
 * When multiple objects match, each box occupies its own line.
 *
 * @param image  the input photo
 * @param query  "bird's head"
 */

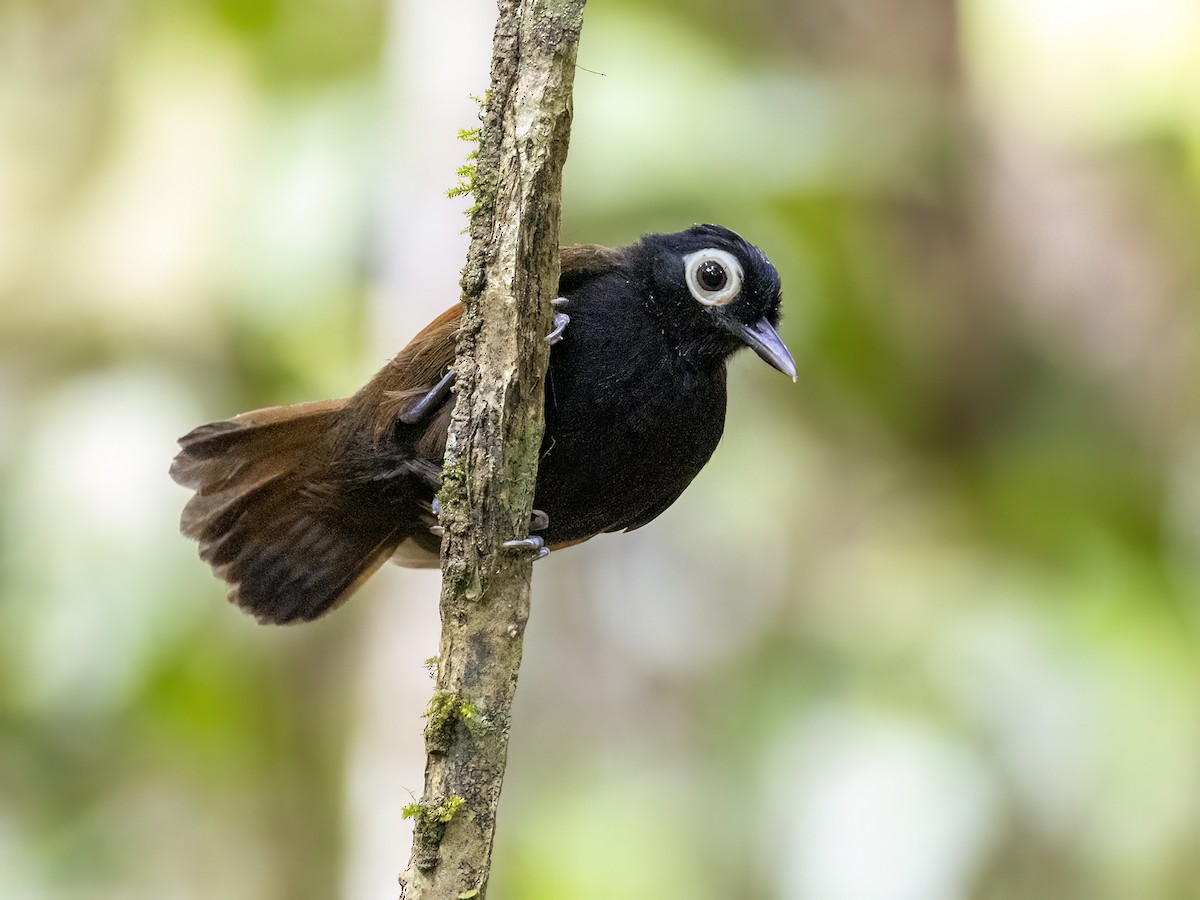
xmin=639 ymin=224 xmax=795 ymax=380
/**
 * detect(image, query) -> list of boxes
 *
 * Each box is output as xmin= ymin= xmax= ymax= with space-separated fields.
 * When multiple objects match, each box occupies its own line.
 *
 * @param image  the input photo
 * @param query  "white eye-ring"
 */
xmin=683 ymin=248 xmax=743 ymax=307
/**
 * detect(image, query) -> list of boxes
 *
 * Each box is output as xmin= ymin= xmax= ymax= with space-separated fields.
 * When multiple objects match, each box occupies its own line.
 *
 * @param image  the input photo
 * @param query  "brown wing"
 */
xmin=359 ymin=303 xmax=463 ymax=433
xmin=559 ymin=244 xmax=627 ymax=294
xmin=391 ymin=303 xmax=464 ymax=384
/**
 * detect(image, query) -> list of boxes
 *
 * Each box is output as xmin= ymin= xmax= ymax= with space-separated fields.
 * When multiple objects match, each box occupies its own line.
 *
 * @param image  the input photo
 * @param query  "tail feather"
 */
xmin=179 ymin=472 xmax=288 ymax=546
xmin=171 ymin=400 xmax=344 ymax=488
xmin=170 ymin=399 xmax=414 ymax=624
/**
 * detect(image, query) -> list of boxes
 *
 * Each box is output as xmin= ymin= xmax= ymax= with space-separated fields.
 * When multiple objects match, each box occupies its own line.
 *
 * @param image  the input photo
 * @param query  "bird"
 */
xmin=170 ymin=224 xmax=794 ymax=625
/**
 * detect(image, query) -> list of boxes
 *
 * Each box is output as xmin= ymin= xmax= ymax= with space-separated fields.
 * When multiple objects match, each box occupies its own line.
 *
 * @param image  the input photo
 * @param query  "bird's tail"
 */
xmin=170 ymin=399 xmax=413 ymax=624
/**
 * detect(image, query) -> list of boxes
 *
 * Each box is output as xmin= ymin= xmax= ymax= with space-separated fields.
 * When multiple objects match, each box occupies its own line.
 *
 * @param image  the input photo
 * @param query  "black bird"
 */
xmin=170 ymin=224 xmax=794 ymax=624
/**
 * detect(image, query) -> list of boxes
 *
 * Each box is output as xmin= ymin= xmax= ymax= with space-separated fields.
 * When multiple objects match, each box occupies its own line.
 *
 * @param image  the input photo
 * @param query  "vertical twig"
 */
xmin=400 ymin=1 xmax=585 ymax=898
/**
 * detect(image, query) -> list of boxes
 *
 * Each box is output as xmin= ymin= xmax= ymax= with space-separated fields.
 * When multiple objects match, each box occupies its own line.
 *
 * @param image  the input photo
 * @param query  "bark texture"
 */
xmin=399 ymin=1 xmax=584 ymax=898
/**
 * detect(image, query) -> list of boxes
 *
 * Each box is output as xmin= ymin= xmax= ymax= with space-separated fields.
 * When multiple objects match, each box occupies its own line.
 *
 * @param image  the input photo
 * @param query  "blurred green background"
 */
xmin=3 ymin=1 xmax=1200 ymax=898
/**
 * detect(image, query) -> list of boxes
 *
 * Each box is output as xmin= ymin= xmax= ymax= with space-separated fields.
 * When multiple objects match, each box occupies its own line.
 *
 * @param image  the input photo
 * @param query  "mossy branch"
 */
xmin=399 ymin=1 xmax=585 ymax=898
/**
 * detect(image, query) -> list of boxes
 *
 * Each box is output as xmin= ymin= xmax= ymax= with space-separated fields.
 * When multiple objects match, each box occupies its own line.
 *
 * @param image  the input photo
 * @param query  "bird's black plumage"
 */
xmin=171 ymin=224 xmax=791 ymax=623
xmin=533 ymin=225 xmax=784 ymax=545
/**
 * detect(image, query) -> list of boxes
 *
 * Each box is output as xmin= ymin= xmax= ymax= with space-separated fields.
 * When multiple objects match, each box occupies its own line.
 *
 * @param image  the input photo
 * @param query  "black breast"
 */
xmin=533 ymin=271 xmax=728 ymax=546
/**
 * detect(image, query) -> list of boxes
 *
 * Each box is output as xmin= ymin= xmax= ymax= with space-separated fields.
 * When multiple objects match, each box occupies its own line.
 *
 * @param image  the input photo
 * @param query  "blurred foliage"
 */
xmin=3 ymin=0 xmax=1200 ymax=899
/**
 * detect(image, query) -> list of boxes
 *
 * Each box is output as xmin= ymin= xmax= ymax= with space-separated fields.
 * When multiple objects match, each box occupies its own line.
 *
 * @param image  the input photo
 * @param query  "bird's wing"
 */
xmin=558 ymin=244 xmax=627 ymax=294
xmin=365 ymin=303 xmax=464 ymax=430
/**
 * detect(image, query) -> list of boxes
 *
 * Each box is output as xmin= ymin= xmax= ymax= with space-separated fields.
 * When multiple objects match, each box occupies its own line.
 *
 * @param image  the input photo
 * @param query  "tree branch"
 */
xmin=400 ymin=2 xmax=585 ymax=898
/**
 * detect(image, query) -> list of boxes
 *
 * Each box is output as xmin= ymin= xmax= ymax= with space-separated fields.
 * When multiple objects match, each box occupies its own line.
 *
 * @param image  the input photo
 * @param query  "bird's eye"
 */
xmin=698 ymin=260 xmax=727 ymax=291
xmin=683 ymin=249 xmax=743 ymax=307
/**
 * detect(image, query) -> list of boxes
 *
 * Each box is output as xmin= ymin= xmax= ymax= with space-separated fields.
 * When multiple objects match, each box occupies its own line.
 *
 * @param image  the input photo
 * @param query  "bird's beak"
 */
xmin=730 ymin=317 xmax=797 ymax=381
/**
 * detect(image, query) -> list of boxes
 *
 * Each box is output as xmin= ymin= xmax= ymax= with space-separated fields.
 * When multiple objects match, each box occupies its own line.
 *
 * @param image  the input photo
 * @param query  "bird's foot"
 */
xmin=503 ymin=535 xmax=550 ymax=561
xmin=426 ymin=496 xmax=448 ymax=538
xmin=430 ymin=501 xmax=549 ymax=553
xmin=545 ymin=311 xmax=570 ymax=345
xmin=427 ymin=497 xmax=445 ymax=538
xmin=504 ymin=509 xmax=551 ymax=560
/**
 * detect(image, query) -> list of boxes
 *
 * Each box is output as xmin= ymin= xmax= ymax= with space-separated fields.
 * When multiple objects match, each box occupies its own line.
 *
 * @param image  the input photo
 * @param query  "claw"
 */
xmin=551 ymin=296 xmax=569 ymax=307
xmin=545 ymin=312 xmax=569 ymax=345
xmin=529 ymin=508 xmax=549 ymax=532
xmin=428 ymin=498 xmax=444 ymax=538
xmin=503 ymin=535 xmax=549 ymax=561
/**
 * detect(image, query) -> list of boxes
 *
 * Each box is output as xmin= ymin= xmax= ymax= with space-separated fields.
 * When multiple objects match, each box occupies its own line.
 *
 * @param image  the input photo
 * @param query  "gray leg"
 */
xmin=399 ymin=369 xmax=455 ymax=425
